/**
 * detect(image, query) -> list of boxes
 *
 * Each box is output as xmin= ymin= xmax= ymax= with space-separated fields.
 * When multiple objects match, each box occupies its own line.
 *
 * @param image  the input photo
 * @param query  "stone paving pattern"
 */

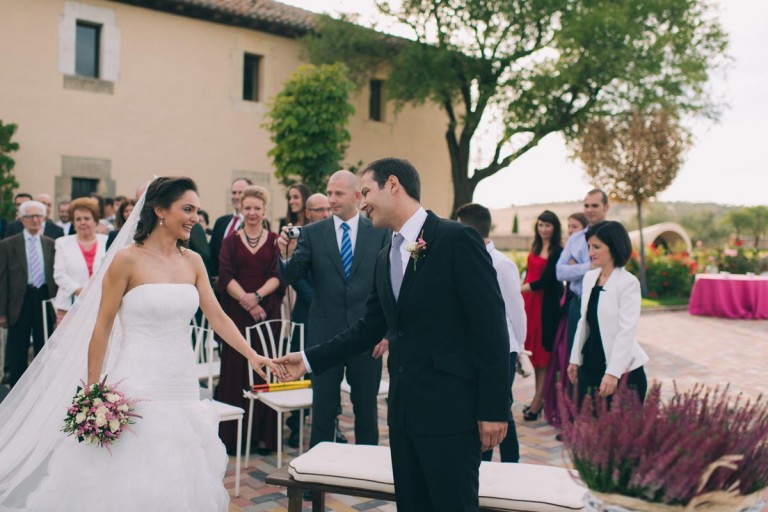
xmin=222 ymin=311 xmax=768 ymax=511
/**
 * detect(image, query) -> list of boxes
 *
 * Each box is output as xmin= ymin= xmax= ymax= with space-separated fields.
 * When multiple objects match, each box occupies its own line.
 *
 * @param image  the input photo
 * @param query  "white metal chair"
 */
xmin=243 ymin=320 xmax=310 ymax=468
xmin=191 ymin=320 xmax=220 ymax=387
xmin=195 ymin=325 xmax=243 ymax=497
xmin=41 ymin=298 xmax=55 ymax=340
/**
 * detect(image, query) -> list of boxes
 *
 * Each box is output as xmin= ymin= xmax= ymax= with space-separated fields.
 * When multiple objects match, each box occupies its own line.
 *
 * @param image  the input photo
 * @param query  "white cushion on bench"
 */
xmin=479 ymin=462 xmax=585 ymax=511
xmin=290 ymin=443 xmax=395 ymax=493
xmin=288 ymin=442 xmax=585 ymax=511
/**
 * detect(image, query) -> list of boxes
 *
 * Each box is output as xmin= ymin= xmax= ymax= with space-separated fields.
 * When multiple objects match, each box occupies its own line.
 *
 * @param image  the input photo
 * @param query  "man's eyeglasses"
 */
xmin=21 ymin=214 xmax=44 ymax=220
xmin=307 ymin=207 xmax=332 ymax=213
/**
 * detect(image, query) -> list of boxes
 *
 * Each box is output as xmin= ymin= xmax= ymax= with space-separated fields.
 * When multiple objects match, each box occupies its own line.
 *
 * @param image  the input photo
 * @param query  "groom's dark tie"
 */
xmin=390 ymin=233 xmax=404 ymax=300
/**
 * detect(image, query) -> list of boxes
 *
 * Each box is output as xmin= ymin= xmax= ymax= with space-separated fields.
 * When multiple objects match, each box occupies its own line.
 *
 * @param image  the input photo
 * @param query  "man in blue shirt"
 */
xmin=556 ymin=189 xmax=610 ymax=352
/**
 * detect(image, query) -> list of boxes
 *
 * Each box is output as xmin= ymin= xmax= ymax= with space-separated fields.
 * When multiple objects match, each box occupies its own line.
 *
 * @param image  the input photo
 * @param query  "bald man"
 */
xmin=4 ymin=194 xmax=64 ymax=240
xmin=279 ymin=171 xmax=389 ymax=449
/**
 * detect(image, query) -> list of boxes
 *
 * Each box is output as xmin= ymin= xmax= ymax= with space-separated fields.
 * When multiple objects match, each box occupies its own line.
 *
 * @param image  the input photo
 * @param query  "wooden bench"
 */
xmin=265 ymin=443 xmax=585 ymax=512
xmin=267 ymin=465 xmax=526 ymax=512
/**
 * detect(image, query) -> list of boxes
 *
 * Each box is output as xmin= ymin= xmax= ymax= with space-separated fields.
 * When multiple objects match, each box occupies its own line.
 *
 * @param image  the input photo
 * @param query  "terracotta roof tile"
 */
xmin=110 ymin=0 xmax=316 ymax=37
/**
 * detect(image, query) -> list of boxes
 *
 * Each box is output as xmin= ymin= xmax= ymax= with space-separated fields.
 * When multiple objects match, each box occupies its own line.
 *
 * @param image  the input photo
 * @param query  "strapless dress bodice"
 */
xmin=109 ymin=283 xmax=200 ymax=400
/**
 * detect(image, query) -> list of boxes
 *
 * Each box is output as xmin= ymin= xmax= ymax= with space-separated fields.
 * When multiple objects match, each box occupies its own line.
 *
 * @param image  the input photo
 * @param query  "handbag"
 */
xmin=516 ymin=350 xmax=534 ymax=378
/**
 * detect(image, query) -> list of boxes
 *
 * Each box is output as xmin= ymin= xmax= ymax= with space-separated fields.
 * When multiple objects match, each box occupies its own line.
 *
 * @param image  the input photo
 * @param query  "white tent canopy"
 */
xmin=628 ymin=222 xmax=692 ymax=253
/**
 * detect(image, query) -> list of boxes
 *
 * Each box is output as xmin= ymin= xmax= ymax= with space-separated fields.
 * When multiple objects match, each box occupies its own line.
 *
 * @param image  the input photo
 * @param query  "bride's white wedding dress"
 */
xmin=22 ymin=283 xmax=229 ymax=511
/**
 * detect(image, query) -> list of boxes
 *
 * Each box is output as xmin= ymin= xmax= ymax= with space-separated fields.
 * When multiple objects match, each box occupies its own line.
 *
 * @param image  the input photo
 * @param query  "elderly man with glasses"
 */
xmin=0 ymin=201 xmax=58 ymax=387
xmin=4 ymin=193 xmax=65 ymax=240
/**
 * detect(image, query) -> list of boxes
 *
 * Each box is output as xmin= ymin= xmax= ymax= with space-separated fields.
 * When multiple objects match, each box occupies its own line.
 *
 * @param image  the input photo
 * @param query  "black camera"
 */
xmin=287 ymin=226 xmax=302 ymax=239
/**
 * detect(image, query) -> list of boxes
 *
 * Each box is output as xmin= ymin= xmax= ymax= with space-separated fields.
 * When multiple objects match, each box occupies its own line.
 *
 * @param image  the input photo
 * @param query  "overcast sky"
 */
xmin=281 ymin=0 xmax=768 ymax=207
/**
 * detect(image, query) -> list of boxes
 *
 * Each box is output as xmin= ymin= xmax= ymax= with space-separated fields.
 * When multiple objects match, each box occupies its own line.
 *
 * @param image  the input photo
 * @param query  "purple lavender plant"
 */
xmin=558 ymin=382 xmax=768 ymax=505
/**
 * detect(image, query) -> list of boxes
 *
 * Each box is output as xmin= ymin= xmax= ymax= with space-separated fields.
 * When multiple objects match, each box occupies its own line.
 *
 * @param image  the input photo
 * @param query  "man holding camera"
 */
xmin=279 ymin=170 xmax=389 ymax=448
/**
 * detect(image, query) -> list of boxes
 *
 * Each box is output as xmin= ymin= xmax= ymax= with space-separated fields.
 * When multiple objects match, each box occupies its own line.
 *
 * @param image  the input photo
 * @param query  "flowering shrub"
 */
xmin=559 ymin=383 xmax=768 ymax=506
xmin=692 ymin=242 xmax=764 ymax=274
xmin=626 ymin=246 xmax=696 ymax=298
xmin=62 ymin=376 xmax=140 ymax=450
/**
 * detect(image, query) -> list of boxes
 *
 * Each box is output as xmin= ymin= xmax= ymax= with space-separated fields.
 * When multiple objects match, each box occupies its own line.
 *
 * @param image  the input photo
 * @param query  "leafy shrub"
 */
xmin=626 ymin=246 xmax=695 ymax=298
xmin=691 ymin=241 xmax=763 ymax=274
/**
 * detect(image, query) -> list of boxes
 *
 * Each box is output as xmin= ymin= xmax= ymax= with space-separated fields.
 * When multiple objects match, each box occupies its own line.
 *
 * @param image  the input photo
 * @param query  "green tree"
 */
xmin=745 ymin=206 xmax=768 ymax=250
xmin=679 ymin=209 xmax=730 ymax=247
xmin=304 ymin=0 xmax=727 ymax=215
xmin=0 ymin=121 xmax=20 ymax=220
xmin=512 ymin=212 xmax=519 ymax=234
xmin=264 ymin=63 xmax=356 ymax=193
xmin=724 ymin=209 xmax=754 ymax=241
xmin=569 ymin=110 xmax=691 ymax=297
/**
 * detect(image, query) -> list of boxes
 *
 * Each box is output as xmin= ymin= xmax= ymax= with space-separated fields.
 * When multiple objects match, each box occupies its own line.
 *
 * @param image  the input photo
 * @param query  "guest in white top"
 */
xmin=53 ymin=198 xmax=108 ymax=320
xmin=567 ymin=221 xmax=648 ymax=406
xmin=457 ymin=203 xmax=527 ymax=463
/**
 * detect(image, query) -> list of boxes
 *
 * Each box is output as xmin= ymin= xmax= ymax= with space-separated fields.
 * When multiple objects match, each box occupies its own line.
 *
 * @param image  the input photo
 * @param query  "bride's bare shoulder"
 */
xmin=109 ymin=245 xmax=142 ymax=270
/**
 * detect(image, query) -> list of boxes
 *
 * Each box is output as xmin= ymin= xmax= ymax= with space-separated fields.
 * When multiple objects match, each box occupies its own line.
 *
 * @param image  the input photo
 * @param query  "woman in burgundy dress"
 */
xmin=520 ymin=210 xmax=564 ymax=421
xmin=217 ymin=186 xmax=284 ymax=453
xmin=543 ymin=212 xmax=588 ymax=428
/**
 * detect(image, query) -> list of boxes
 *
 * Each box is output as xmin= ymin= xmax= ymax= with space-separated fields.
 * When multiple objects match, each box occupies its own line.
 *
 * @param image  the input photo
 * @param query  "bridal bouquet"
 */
xmin=62 ymin=376 xmax=140 ymax=450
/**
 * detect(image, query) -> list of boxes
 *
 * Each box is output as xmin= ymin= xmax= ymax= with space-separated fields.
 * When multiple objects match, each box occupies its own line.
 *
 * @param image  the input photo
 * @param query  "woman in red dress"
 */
xmin=521 ymin=210 xmax=564 ymax=421
xmin=217 ymin=186 xmax=285 ymax=453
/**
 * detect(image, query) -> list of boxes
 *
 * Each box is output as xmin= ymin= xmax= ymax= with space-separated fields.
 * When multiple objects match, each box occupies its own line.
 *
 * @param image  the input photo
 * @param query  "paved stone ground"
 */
xmin=222 ymin=311 xmax=768 ymax=511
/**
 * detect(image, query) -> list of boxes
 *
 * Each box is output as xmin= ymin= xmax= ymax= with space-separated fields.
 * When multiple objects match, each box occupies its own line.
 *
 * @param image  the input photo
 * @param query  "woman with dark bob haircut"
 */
xmin=567 ymin=221 xmax=649 ymax=406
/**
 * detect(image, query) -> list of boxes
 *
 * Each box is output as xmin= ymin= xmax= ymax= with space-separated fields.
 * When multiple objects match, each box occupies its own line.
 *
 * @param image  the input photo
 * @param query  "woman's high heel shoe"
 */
xmin=523 ymin=407 xmax=543 ymax=422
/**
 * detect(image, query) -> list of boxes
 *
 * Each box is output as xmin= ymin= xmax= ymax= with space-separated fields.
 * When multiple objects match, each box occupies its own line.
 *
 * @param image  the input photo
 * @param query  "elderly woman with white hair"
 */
xmin=53 ymin=197 xmax=108 ymax=321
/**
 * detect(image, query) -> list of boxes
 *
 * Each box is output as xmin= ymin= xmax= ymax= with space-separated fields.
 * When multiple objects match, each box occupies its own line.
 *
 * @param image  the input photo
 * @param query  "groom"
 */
xmin=276 ymin=158 xmax=510 ymax=512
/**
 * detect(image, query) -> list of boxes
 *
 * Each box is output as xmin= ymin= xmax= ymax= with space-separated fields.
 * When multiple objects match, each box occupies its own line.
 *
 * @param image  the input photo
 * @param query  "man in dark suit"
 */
xmin=4 ymin=194 xmax=64 ymax=240
xmin=209 ymin=177 xmax=252 ymax=280
xmin=284 ymin=192 xmax=331 ymax=447
xmin=0 ymin=193 xmax=31 ymax=241
xmin=277 ymin=158 xmax=510 ymax=512
xmin=0 ymin=201 xmax=58 ymax=387
xmin=279 ymin=171 xmax=389 ymax=449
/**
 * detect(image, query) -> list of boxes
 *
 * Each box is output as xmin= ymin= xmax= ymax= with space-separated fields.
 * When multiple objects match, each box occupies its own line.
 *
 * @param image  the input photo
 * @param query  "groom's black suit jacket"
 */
xmin=306 ymin=211 xmax=510 ymax=435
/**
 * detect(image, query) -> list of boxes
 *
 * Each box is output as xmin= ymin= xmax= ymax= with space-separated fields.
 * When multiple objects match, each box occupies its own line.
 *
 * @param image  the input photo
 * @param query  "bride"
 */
xmin=0 ymin=177 xmax=276 ymax=511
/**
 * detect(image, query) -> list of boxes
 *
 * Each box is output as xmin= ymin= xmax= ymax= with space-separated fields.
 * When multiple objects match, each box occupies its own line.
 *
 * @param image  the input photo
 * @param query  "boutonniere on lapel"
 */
xmin=404 ymin=231 xmax=427 ymax=271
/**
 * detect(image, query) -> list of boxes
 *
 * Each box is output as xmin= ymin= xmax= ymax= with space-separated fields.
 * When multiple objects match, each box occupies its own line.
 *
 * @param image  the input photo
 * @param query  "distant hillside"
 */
xmin=491 ymin=201 xmax=737 ymax=237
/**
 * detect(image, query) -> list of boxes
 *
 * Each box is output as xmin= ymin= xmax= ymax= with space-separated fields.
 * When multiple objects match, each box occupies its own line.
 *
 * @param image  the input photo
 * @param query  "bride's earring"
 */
xmin=159 ymin=218 xmax=165 ymax=226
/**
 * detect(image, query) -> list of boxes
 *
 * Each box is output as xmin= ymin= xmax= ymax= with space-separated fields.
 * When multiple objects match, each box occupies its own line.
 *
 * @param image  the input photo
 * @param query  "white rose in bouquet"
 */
xmin=95 ymin=416 xmax=107 ymax=427
xmin=75 ymin=412 xmax=86 ymax=423
xmin=108 ymin=419 xmax=121 ymax=432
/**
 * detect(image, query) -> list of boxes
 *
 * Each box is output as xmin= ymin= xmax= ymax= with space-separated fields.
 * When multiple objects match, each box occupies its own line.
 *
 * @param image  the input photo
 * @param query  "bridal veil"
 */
xmin=0 ymin=187 xmax=148 ymax=510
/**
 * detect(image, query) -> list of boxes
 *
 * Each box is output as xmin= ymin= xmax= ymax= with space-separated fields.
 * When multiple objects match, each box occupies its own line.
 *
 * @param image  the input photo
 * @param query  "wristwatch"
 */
xmin=255 ymin=291 xmax=263 ymax=302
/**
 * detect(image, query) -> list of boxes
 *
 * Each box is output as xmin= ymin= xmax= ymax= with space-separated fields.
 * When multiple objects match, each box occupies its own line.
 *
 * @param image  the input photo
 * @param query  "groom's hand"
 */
xmin=273 ymin=352 xmax=307 ymax=382
xmin=478 ymin=421 xmax=508 ymax=452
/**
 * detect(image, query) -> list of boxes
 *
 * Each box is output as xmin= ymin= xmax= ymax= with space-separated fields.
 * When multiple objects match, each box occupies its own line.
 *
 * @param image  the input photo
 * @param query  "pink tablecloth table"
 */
xmin=688 ymin=274 xmax=768 ymax=320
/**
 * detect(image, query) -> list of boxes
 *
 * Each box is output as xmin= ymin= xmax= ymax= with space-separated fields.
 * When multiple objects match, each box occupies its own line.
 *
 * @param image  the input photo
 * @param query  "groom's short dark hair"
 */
xmin=363 ymin=158 xmax=421 ymax=202
xmin=456 ymin=203 xmax=492 ymax=238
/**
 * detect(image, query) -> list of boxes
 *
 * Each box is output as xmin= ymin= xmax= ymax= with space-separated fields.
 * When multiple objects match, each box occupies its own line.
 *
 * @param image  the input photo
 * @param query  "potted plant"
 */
xmin=559 ymin=383 xmax=768 ymax=511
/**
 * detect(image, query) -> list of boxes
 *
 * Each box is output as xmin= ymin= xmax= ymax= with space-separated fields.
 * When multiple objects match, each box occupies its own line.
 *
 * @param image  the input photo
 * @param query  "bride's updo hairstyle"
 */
xmin=134 ymin=177 xmax=198 ymax=245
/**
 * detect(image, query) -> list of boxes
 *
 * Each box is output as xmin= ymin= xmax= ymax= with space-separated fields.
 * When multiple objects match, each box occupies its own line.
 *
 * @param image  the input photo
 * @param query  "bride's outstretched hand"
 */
xmin=272 ymin=353 xmax=307 ymax=382
xmin=248 ymin=353 xmax=277 ymax=381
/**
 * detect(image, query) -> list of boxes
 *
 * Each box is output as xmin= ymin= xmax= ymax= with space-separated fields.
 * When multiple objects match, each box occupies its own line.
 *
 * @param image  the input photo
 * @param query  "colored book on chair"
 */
xmin=251 ymin=381 xmax=312 ymax=393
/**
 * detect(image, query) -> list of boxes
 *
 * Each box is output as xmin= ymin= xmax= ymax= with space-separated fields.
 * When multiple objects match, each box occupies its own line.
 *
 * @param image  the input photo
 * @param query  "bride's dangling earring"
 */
xmin=159 ymin=218 xmax=165 ymax=226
